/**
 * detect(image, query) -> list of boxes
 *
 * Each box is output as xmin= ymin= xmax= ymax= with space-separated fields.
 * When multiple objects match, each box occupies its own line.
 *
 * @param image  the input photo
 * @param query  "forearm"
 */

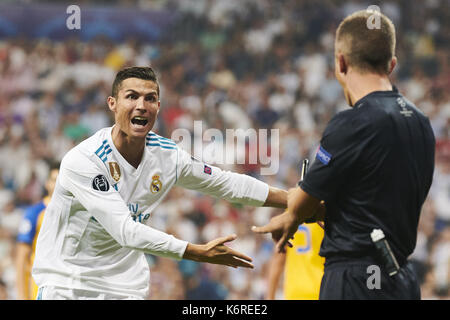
xmin=15 ymin=265 xmax=29 ymax=300
xmin=315 ymin=201 xmax=326 ymax=221
xmin=120 ymin=218 xmax=188 ymax=260
xmin=288 ymin=187 xmax=321 ymax=222
xmin=81 ymin=201 xmax=188 ymax=259
xmin=263 ymin=186 xmax=287 ymax=209
xmin=266 ymin=252 xmax=286 ymax=299
xmin=177 ymin=162 xmax=269 ymax=207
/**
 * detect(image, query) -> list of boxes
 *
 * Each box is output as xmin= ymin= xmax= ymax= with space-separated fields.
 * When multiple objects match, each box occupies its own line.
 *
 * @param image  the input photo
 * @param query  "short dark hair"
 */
xmin=111 ymin=66 xmax=160 ymax=98
xmin=336 ymin=10 xmax=396 ymax=74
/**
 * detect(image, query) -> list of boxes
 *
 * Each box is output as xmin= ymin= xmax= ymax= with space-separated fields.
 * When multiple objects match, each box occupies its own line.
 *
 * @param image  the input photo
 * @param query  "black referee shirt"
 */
xmin=301 ymin=87 xmax=435 ymax=264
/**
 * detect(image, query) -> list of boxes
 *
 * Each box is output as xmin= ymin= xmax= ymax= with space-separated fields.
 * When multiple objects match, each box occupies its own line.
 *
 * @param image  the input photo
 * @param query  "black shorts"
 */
xmin=319 ymin=257 xmax=421 ymax=300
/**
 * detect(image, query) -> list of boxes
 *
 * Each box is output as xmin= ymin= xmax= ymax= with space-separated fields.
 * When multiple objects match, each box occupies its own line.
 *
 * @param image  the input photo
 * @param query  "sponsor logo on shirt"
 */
xmin=150 ymin=174 xmax=162 ymax=194
xmin=108 ymin=162 xmax=121 ymax=182
xmin=316 ymin=145 xmax=332 ymax=165
xmin=92 ymin=175 xmax=110 ymax=192
xmin=128 ymin=203 xmax=150 ymax=223
xmin=204 ymin=165 xmax=212 ymax=175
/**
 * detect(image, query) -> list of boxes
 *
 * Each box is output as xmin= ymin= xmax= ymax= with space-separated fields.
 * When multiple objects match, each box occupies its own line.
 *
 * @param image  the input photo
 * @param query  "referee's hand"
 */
xmin=252 ymin=210 xmax=301 ymax=253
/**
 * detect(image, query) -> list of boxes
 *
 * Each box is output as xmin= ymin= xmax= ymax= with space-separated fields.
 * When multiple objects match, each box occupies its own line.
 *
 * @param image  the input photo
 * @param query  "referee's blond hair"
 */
xmin=336 ymin=10 xmax=396 ymax=75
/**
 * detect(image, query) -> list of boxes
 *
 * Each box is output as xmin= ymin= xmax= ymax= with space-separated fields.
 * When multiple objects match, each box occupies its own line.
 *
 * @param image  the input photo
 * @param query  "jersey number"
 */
xmin=295 ymin=225 xmax=311 ymax=254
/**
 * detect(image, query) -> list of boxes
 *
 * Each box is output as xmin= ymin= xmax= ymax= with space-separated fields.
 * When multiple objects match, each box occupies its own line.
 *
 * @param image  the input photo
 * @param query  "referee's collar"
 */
xmin=353 ymin=84 xmax=398 ymax=107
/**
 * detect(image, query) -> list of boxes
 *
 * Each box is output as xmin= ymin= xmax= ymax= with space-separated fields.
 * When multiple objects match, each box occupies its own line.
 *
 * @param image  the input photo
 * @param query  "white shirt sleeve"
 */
xmin=175 ymin=148 xmax=269 ymax=206
xmin=58 ymin=150 xmax=188 ymax=260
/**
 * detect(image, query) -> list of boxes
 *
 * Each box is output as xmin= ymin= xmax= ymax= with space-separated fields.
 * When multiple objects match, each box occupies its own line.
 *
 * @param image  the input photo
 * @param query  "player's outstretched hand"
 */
xmin=252 ymin=210 xmax=300 ymax=253
xmin=183 ymin=234 xmax=254 ymax=269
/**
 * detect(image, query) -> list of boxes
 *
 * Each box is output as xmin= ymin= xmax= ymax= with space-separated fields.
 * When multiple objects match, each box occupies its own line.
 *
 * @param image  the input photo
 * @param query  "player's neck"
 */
xmin=346 ymin=71 xmax=393 ymax=107
xmin=111 ymin=127 xmax=145 ymax=169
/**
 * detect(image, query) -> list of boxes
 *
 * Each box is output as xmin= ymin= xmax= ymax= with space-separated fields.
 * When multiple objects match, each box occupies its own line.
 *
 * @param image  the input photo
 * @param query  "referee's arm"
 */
xmin=252 ymin=187 xmax=323 ymax=253
xmin=288 ymin=187 xmax=325 ymax=222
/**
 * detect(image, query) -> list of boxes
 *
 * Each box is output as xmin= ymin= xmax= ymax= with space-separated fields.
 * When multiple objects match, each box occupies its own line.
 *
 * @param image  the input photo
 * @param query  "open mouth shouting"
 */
xmin=131 ymin=116 xmax=148 ymax=126
xmin=130 ymin=116 xmax=150 ymax=132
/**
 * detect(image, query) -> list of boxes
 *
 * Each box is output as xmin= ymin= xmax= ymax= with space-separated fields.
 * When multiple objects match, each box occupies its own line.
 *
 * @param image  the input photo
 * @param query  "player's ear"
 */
xmin=338 ymin=54 xmax=348 ymax=75
xmin=388 ymin=56 xmax=397 ymax=75
xmin=107 ymin=96 xmax=117 ymax=112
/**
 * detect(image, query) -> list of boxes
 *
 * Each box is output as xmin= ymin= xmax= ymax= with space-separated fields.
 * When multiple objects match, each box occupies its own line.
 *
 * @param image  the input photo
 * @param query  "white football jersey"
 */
xmin=32 ymin=126 xmax=269 ymax=299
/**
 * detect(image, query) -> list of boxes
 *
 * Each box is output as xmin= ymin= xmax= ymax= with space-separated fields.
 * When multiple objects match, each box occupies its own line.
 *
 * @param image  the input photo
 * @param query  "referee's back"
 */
xmin=309 ymin=87 xmax=435 ymax=263
xmin=302 ymin=87 xmax=436 ymax=299
xmin=360 ymin=89 xmax=435 ymax=263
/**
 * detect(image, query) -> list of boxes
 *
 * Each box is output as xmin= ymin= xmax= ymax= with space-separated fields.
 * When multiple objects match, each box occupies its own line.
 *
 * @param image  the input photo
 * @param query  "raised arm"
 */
xmin=175 ymin=149 xmax=286 ymax=208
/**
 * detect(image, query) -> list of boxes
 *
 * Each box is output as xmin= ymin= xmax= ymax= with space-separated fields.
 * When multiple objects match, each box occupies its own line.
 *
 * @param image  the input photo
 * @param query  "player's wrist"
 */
xmin=264 ymin=186 xmax=288 ymax=208
xmin=285 ymin=208 xmax=303 ymax=226
xmin=183 ymin=243 xmax=206 ymax=262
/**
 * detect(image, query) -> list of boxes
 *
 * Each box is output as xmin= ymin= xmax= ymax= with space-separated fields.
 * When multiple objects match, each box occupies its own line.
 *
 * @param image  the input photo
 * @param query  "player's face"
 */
xmin=108 ymin=78 xmax=160 ymax=139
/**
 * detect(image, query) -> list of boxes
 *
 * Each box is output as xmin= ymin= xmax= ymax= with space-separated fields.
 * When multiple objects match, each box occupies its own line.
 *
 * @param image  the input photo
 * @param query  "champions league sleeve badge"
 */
xmin=150 ymin=174 xmax=162 ymax=194
xmin=92 ymin=175 xmax=110 ymax=192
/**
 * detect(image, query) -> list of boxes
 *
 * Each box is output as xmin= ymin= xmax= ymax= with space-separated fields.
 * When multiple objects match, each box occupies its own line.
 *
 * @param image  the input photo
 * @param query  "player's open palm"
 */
xmin=183 ymin=234 xmax=254 ymax=269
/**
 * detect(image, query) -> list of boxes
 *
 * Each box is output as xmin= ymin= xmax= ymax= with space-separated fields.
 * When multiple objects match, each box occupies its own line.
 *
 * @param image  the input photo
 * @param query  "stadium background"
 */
xmin=0 ymin=0 xmax=448 ymax=300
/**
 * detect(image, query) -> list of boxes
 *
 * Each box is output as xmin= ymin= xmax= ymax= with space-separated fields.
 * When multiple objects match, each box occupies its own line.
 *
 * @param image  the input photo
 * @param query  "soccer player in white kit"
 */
xmin=32 ymin=67 xmax=287 ymax=300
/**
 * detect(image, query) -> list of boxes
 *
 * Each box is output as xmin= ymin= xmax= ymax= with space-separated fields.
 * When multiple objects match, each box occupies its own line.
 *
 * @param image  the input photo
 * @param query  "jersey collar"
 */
xmin=353 ymin=84 xmax=399 ymax=107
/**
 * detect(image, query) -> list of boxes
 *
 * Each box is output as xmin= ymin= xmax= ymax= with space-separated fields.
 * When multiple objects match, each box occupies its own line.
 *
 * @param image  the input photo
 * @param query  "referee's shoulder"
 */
xmin=402 ymin=95 xmax=431 ymax=120
xmin=323 ymin=107 xmax=370 ymax=136
xmin=329 ymin=107 xmax=356 ymax=123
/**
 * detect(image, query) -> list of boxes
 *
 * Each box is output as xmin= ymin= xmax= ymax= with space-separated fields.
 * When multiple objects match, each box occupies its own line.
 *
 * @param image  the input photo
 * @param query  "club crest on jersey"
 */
xmin=92 ymin=175 xmax=110 ymax=192
xmin=150 ymin=174 xmax=162 ymax=194
xmin=108 ymin=162 xmax=121 ymax=182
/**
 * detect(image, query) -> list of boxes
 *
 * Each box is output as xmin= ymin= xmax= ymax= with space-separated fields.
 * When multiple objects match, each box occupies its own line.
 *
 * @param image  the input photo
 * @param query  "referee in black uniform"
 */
xmin=253 ymin=10 xmax=435 ymax=299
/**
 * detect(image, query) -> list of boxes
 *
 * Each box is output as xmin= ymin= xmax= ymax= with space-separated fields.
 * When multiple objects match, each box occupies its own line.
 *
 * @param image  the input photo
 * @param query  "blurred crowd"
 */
xmin=0 ymin=0 xmax=449 ymax=300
